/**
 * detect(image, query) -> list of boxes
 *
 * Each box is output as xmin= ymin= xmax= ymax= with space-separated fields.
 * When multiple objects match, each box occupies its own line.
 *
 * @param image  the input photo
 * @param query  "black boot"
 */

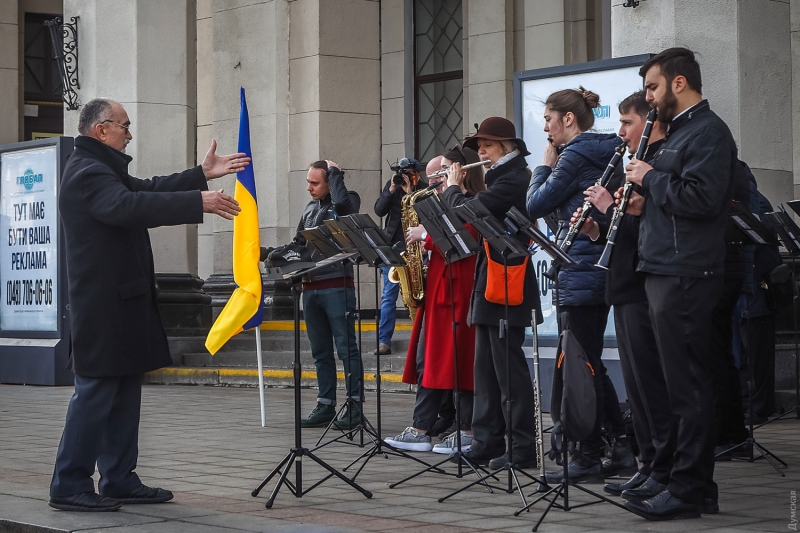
xmin=602 ymin=436 xmax=637 ymax=477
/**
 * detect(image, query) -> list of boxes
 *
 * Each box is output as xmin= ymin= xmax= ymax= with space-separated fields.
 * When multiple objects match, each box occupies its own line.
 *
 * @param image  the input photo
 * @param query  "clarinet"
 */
xmin=595 ymin=108 xmax=657 ymax=270
xmin=543 ymin=144 xmax=626 ymax=280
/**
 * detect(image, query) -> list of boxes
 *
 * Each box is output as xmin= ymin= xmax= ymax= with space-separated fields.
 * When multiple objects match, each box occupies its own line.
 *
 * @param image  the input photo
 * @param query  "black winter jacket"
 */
xmin=527 ymin=132 xmax=623 ymax=306
xmin=639 ymin=101 xmax=737 ymax=278
xmin=593 ymin=139 xmax=664 ymax=306
xmin=373 ymin=178 xmax=426 ymax=248
xmin=293 ymin=167 xmax=360 ymax=283
xmin=443 ymin=153 xmax=541 ymax=328
xmin=60 ymin=136 xmax=207 ymax=377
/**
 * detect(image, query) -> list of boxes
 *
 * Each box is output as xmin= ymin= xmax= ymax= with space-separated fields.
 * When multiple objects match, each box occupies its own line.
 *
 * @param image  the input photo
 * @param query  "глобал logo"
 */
xmin=16 ymin=168 xmax=43 ymax=191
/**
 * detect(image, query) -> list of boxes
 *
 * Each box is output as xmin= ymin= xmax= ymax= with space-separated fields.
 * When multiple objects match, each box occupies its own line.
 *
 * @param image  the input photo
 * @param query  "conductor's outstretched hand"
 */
xmin=202 ymin=139 xmax=251 ymax=179
xmin=202 ymin=189 xmax=241 ymax=220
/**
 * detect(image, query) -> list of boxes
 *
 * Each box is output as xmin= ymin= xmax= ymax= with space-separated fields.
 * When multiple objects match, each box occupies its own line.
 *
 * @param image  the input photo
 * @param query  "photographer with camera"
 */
xmin=373 ymin=157 xmax=427 ymax=355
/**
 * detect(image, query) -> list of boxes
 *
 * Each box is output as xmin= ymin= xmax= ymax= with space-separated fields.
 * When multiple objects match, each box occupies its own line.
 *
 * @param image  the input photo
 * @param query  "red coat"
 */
xmin=402 ymin=227 xmax=478 ymax=390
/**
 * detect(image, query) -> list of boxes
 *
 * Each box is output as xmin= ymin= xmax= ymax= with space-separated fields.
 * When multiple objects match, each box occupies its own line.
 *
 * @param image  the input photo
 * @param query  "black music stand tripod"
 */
xmin=504 ymin=208 xmax=629 ymax=532
xmin=388 ymin=194 xmax=490 ymax=487
xmin=714 ymin=204 xmax=786 ymax=474
xmin=299 ymin=224 xmax=375 ymax=450
xmin=251 ymin=254 xmax=373 ymax=508
xmin=434 ymin=199 xmax=544 ymax=508
xmin=329 ymin=214 xmax=441 ymax=481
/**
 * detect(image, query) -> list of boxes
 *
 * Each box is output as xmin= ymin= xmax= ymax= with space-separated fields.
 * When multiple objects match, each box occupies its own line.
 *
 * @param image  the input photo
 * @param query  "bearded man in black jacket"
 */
xmin=50 ymin=98 xmax=248 ymax=512
xmin=623 ymin=48 xmax=738 ymax=521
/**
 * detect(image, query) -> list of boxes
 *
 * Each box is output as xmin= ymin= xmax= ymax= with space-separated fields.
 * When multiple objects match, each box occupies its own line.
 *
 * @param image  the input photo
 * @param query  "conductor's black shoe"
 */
xmin=333 ymin=401 xmax=364 ymax=429
xmin=602 ymin=438 xmax=637 ymax=477
xmin=449 ymin=449 xmax=492 ymax=466
xmin=487 ymin=453 xmax=539 ymax=469
xmin=110 ymin=484 xmax=173 ymax=504
xmin=701 ymin=497 xmax=719 ymax=514
xmin=624 ymin=489 xmax=700 ymax=521
xmin=48 ymin=492 xmax=122 ymax=512
xmin=603 ymin=471 xmax=648 ymax=496
xmin=621 ymin=477 xmax=667 ymax=502
xmin=301 ymin=403 xmax=336 ymax=428
xmin=545 ymin=452 xmax=603 ymax=484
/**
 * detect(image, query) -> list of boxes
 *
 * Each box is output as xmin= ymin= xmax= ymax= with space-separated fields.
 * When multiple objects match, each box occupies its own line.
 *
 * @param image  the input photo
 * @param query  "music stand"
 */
xmin=714 ymin=203 xmax=786 ymax=475
xmin=431 ymin=198 xmax=543 ymax=508
xmin=387 ymin=193 xmax=490 ymax=488
xmin=327 ymin=213 xmax=441 ymax=481
xmin=300 ymin=225 xmax=373 ymax=450
xmin=250 ymin=253 xmax=373 ymax=508
xmin=502 ymin=208 xmax=628 ymax=531
xmin=765 ymin=205 xmax=800 ymax=424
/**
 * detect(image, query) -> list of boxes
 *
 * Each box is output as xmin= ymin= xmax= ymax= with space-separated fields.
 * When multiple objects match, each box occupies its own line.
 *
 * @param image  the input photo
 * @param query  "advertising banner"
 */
xmin=0 ymin=147 xmax=59 ymax=332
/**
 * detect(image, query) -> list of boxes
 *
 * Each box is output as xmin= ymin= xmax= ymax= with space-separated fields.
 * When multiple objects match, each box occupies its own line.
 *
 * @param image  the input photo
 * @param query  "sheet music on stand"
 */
xmin=504 ymin=206 xmax=577 ymax=268
xmin=453 ymin=198 xmax=529 ymax=259
xmin=727 ymin=201 xmax=777 ymax=246
xmin=766 ymin=207 xmax=800 ymax=254
xmin=413 ymin=195 xmax=480 ymax=261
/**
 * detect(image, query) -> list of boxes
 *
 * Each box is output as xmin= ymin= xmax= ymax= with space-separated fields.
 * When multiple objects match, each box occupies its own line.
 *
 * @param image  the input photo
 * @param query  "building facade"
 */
xmin=0 ymin=0 xmax=795 ymax=305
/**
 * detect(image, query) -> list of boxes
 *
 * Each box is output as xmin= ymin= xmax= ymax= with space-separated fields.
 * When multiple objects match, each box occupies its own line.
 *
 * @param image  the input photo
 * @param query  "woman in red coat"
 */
xmin=385 ymin=145 xmax=484 ymax=453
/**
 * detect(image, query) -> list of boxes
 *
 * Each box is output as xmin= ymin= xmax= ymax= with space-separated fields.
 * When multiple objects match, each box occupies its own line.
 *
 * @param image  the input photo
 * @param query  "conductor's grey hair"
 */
xmin=78 ymin=98 xmax=115 ymax=136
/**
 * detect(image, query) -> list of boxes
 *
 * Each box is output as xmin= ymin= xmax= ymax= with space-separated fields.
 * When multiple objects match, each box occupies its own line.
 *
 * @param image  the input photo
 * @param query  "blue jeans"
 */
xmin=379 ymin=266 xmax=400 ymax=345
xmin=302 ymin=286 xmax=362 ymax=405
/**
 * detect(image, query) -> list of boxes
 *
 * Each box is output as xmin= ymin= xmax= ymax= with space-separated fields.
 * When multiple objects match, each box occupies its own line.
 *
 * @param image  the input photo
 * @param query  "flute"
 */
xmin=427 ymin=160 xmax=491 ymax=178
xmin=595 ymin=108 xmax=657 ymax=270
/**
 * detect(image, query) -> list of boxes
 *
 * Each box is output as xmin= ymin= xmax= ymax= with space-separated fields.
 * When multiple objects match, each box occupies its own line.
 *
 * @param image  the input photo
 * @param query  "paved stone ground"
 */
xmin=0 ymin=384 xmax=798 ymax=532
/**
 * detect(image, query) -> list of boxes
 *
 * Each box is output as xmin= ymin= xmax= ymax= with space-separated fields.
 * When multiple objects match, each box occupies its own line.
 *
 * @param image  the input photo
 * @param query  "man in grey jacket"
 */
xmin=293 ymin=160 xmax=363 ymax=428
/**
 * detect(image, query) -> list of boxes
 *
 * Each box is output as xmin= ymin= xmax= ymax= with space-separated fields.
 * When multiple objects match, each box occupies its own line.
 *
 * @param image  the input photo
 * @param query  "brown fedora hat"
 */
xmin=463 ymin=117 xmax=529 ymax=156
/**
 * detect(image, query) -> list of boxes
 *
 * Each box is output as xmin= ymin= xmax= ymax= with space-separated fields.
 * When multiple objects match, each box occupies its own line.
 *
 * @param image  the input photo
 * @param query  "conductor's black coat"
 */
xmin=59 ymin=136 xmax=207 ymax=377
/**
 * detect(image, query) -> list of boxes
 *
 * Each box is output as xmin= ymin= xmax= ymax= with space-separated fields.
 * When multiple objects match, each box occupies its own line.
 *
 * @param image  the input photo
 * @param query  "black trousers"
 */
xmin=50 ymin=374 xmax=143 ymax=498
xmin=412 ymin=323 xmax=473 ymax=432
xmin=711 ymin=276 xmax=748 ymax=445
xmin=614 ymin=301 xmax=675 ymax=484
xmin=645 ymin=274 xmax=722 ymax=505
xmin=739 ymin=314 xmax=776 ymax=417
xmin=471 ymin=324 xmax=538 ymax=460
xmin=559 ymin=304 xmax=624 ymax=457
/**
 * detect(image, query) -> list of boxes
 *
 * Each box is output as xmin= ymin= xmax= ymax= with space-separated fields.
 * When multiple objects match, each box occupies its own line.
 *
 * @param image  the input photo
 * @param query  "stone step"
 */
xmin=181 ymin=350 xmax=409 ymax=373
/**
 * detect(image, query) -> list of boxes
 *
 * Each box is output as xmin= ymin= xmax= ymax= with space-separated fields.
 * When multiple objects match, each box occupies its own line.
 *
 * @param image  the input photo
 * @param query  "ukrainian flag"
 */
xmin=205 ymin=88 xmax=264 ymax=355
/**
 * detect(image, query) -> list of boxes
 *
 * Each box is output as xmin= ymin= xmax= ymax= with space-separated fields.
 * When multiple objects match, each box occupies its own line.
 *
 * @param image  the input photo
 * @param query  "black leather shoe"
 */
xmin=621 ymin=477 xmax=667 ymax=502
xmin=702 ymin=497 xmax=719 ymax=514
xmin=602 ymin=438 xmax=638 ymax=477
xmin=109 ymin=484 xmax=173 ymax=504
xmin=603 ymin=471 xmax=648 ymax=496
xmin=625 ymin=489 xmax=700 ymax=521
xmin=449 ymin=449 xmax=493 ymax=466
xmin=545 ymin=453 xmax=603 ymax=484
xmin=488 ymin=453 xmax=538 ymax=469
xmin=49 ymin=492 xmax=122 ymax=512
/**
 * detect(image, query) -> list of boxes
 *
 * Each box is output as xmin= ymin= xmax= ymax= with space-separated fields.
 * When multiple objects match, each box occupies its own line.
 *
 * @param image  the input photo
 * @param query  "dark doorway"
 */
xmin=23 ymin=12 xmax=63 ymax=141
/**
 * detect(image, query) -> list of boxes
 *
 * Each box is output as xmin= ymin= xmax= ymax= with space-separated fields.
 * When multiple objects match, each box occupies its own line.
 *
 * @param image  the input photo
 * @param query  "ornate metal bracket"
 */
xmin=622 ymin=0 xmax=646 ymax=7
xmin=44 ymin=16 xmax=80 ymax=111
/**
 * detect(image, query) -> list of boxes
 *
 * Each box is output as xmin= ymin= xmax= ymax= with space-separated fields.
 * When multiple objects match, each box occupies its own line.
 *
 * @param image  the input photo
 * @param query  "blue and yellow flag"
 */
xmin=205 ymin=88 xmax=264 ymax=355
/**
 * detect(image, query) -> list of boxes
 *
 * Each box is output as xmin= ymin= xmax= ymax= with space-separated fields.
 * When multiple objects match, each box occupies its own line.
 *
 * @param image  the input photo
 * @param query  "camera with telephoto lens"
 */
xmin=389 ymin=157 xmax=421 ymax=186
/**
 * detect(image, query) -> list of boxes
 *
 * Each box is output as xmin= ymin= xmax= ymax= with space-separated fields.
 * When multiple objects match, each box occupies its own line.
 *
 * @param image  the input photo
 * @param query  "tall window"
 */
xmin=414 ymin=0 xmax=463 ymax=162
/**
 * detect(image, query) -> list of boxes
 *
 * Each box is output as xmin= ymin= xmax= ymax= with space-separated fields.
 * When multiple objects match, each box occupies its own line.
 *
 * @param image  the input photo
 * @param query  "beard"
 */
xmin=655 ymin=86 xmax=679 ymax=123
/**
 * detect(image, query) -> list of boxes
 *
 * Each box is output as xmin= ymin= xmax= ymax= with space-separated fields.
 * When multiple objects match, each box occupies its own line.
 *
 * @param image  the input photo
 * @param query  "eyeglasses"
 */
xmin=101 ymin=120 xmax=131 ymax=133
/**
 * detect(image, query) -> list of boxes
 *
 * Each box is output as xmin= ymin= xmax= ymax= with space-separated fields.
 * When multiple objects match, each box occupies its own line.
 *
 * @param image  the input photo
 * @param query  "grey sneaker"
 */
xmin=432 ymin=431 xmax=473 ymax=454
xmin=384 ymin=427 xmax=432 ymax=452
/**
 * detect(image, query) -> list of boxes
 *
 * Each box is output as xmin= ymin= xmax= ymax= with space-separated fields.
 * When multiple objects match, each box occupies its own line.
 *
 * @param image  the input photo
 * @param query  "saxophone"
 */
xmin=387 ymin=187 xmax=437 ymax=322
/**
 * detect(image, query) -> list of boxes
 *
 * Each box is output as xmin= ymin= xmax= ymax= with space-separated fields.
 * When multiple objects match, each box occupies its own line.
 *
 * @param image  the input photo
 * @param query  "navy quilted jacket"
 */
xmin=527 ymin=132 xmax=623 ymax=306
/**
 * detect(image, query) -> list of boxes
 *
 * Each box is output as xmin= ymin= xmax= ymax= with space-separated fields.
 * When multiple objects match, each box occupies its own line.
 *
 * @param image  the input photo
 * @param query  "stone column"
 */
xmin=289 ymin=0 xmax=382 ymax=308
xmin=613 ymin=0 xmax=792 ymax=208
xmin=522 ymin=0 xmax=605 ymax=71
xmin=0 ymin=0 xmax=17 ymax=144
xmin=465 ymin=0 xmax=514 ymax=125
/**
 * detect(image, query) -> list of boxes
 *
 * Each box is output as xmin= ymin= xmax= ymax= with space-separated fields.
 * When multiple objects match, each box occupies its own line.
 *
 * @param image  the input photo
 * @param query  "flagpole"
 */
xmin=255 ymin=327 xmax=266 ymax=427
